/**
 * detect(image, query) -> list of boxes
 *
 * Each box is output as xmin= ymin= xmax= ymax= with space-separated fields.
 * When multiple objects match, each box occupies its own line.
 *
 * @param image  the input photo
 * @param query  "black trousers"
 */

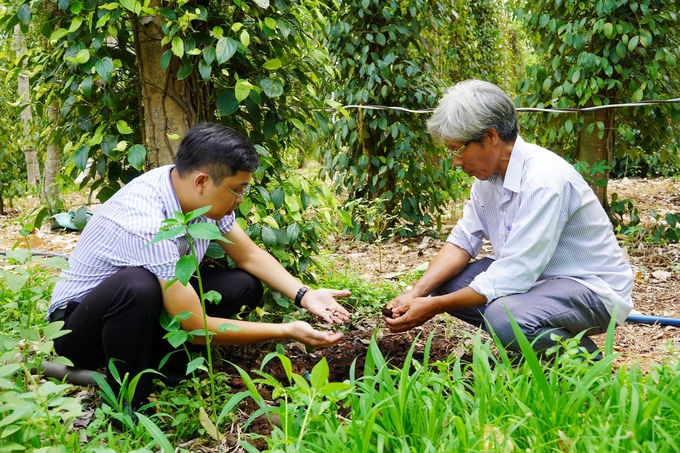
xmin=53 ymin=266 xmax=263 ymax=402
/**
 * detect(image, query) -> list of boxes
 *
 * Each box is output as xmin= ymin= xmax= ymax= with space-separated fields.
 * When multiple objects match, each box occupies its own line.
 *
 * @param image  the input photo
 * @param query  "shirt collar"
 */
xmin=501 ymin=135 xmax=526 ymax=194
xmin=162 ymin=165 xmax=183 ymax=218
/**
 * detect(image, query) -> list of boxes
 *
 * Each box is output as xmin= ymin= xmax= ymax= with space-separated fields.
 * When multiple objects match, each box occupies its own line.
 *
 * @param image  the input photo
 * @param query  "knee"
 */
xmin=113 ymin=267 xmax=163 ymax=316
xmin=241 ymin=272 xmax=264 ymax=309
xmin=482 ymin=304 xmax=520 ymax=350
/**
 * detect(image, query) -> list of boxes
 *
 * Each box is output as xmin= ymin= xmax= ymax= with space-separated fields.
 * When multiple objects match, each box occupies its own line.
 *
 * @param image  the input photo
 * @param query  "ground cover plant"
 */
xmin=0 ymin=170 xmax=678 ymax=452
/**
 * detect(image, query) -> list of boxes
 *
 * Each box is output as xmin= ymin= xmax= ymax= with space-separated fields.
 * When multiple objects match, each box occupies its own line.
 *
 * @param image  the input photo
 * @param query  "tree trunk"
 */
xmin=133 ymin=2 xmax=209 ymax=167
xmin=43 ymin=101 xmax=63 ymax=229
xmin=578 ymin=108 xmax=614 ymax=207
xmin=14 ymin=24 xmax=41 ymax=187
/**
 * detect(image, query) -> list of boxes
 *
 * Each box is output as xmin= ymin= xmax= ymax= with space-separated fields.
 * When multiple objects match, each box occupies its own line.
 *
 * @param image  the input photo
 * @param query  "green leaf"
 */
xmin=116 ymin=120 xmax=133 ymax=135
xmin=238 ymin=197 xmax=252 ymax=215
xmin=177 ymin=65 xmax=193 ymax=80
xmin=262 ymin=225 xmax=277 ymax=246
xmin=217 ymin=89 xmax=238 ymax=116
xmin=198 ymin=60 xmax=212 ymax=81
xmin=234 ymin=79 xmax=251 ymax=102
xmin=603 ymin=22 xmax=613 ymax=38
xmin=49 ymin=28 xmax=69 ymax=42
xmin=159 ymin=7 xmax=176 ymax=20
xmin=203 ymin=46 xmax=216 ymax=65
xmin=171 ymin=37 xmax=184 ymax=57
xmin=81 ymin=76 xmax=93 ymax=98
xmin=286 ymin=222 xmax=300 ymax=243
xmin=187 ymin=222 xmax=226 ymax=241
xmin=95 ymin=57 xmax=114 ymax=82
xmin=74 ymin=145 xmax=90 ymax=170
xmin=160 ymin=50 xmax=172 ymax=71
xmin=184 ymin=206 xmax=212 ymax=222
xmin=70 ymin=1 xmax=83 ymax=14
xmin=42 ymin=256 xmax=69 ymax=270
xmin=632 ymin=89 xmax=643 ymax=102
xmin=3 ymin=272 xmax=29 ymax=294
xmin=43 ymin=321 xmax=67 ymax=340
xmin=73 ymin=206 xmax=89 ymax=230
xmin=144 ymin=225 xmax=186 ymax=248
xmin=186 ymin=356 xmax=205 ymax=374
xmin=260 ymin=78 xmax=283 ymax=98
xmin=262 ymin=58 xmax=282 ymax=70
xmin=310 ymin=357 xmax=329 ymax=389
xmin=17 ymin=4 xmax=31 ymax=24
xmin=165 ymin=330 xmax=189 ymax=348
xmin=216 ymin=37 xmax=238 ymax=64
xmin=128 ymin=144 xmax=146 ymax=170
xmin=119 ymin=0 xmax=140 ymax=13
xmin=68 ymin=16 xmax=83 ymax=33
xmin=240 ymin=30 xmax=250 ymax=47
xmin=616 ymin=41 xmax=626 ymax=57
xmin=264 ymin=17 xmax=276 ymax=29
xmin=0 ymin=363 xmax=21 ymax=378
xmin=628 ymin=35 xmax=639 ymax=52
xmin=271 ymin=186 xmax=284 ymax=208
xmin=216 ymin=322 xmax=241 ymax=332
xmin=74 ymin=49 xmax=90 ymax=64
xmin=136 ymin=413 xmax=175 ymax=453
xmin=175 ymin=255 xmax=197 ymax=285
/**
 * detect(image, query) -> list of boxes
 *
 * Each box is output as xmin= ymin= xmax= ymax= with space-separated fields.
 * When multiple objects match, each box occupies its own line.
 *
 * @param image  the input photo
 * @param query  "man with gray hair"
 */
xmin=384 ymin=80 xmax=633 ymax=357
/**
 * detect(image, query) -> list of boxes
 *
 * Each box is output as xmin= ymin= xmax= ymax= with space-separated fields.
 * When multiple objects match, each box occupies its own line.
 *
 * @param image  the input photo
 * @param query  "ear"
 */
xmin=486 ymin=127 xmax=500 ymax=145
xmin=192 ymin=171 xmax=211 ymax=194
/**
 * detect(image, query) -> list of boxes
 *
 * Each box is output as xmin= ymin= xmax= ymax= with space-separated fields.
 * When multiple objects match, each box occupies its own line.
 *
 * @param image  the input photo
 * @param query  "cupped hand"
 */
xmin=288 ymin=320 xmax=344 ymax=348
xmin=384 ymin=295 xmax=438 ymax=333
xmin=300 ymin=288 xmax=351 ymax=324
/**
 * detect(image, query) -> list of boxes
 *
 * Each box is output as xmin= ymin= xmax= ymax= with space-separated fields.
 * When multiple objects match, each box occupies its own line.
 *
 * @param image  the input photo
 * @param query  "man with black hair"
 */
xmin=49 ymin=123 xmax=350 ymax=404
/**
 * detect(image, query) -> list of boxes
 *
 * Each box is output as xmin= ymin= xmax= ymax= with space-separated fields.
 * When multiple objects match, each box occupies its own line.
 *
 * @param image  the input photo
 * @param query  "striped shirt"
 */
xmin=447 ymin=136 xmax=634 ymax=323
xmin=48 ymin=165 xmax=235 ymax=318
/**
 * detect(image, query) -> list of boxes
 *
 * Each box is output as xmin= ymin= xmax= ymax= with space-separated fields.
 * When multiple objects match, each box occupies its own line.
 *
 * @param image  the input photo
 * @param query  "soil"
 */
xmin=2 ymin=177 xmax=680 ymax=451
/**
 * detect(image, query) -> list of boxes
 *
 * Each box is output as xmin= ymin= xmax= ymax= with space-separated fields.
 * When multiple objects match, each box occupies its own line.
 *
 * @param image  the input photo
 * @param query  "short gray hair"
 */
xmin=427 ymin=80 xmax=518 ymax=144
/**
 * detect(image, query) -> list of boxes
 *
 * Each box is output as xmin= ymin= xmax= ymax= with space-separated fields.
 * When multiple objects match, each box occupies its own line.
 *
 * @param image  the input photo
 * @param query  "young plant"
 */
xmin=342 ymin=197 xmax=400 ymax=272
xmin=92 ymin=360 xmax=171 ymax=453
xmin=145 ymin=206 xmax=241 ymax=435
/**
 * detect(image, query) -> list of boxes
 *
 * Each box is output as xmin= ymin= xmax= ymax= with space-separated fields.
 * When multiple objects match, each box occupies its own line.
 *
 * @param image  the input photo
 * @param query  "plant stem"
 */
xmin=187 ymin=238 xmax=217 ymax=420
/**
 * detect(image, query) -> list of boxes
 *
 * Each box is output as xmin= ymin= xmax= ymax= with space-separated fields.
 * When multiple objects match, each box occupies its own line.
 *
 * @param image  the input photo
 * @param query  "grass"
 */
xmin=234 ymin=328 xmax=680 ymax=452
xmin=2 ymin=222 xmax=680 ymax=452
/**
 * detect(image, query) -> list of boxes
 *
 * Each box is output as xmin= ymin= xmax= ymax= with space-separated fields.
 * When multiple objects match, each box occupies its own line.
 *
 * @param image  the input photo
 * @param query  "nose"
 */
xmin=453 ymin=155 xmax=464 ymax=166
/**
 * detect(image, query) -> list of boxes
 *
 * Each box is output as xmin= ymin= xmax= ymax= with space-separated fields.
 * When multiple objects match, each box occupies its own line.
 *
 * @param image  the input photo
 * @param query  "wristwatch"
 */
xmin=294 ymin=285 xmax=310 ymax=307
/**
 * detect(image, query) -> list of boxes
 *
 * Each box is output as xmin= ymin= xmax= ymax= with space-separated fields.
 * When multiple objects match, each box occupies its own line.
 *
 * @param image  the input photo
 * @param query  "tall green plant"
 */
xmin=513 ymin=0 xmax=680 ymax=203
xmin=145 ymin=205 xmax=241 ymax=438
xmin=321 ymin=0 xmax=466 ymax=234
xmin=1 ymin=0 xmax=339 ymax=281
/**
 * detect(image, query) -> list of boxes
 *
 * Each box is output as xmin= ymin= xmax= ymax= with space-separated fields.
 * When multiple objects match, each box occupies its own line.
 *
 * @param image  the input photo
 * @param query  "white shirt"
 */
xmin=48 ymin=165 xmax=235 ymax=317
xmin=447 ymin=136 xmax=634 ymax=323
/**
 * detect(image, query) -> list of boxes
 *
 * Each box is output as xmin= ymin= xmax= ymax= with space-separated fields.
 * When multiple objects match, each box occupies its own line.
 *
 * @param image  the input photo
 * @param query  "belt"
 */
xmin=50 ymin=308 xmax=67 ymax=323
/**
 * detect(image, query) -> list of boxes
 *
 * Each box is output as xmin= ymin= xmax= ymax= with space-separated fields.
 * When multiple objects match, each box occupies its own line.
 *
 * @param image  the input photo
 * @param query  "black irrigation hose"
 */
xmin=0 ymin=250 xmax=70 ymax=259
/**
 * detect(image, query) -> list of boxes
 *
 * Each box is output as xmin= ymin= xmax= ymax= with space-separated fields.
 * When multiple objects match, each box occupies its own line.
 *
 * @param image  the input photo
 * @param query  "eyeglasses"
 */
xmin=193 ymin=170 xmax=250 ymax=199
xmin=451 ymin=140 xmax=471 ymax=158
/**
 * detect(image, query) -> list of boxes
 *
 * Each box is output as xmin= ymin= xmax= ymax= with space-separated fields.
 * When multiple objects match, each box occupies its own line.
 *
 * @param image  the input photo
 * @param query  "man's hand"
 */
xmin=300 ymin=288 xmax=351 ymax=324
xmin=287 ymin=320 xmax=344 ymax=347
xmin=383 ymin=294 xmax=440 ymax=333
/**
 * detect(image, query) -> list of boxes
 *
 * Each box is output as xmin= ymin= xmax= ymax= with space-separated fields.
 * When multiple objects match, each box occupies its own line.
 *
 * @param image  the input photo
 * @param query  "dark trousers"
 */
xmin=53 ymin=266 xmax=263 ymax=403
xmin=432 ymin=257 xmax=612 ymax=354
